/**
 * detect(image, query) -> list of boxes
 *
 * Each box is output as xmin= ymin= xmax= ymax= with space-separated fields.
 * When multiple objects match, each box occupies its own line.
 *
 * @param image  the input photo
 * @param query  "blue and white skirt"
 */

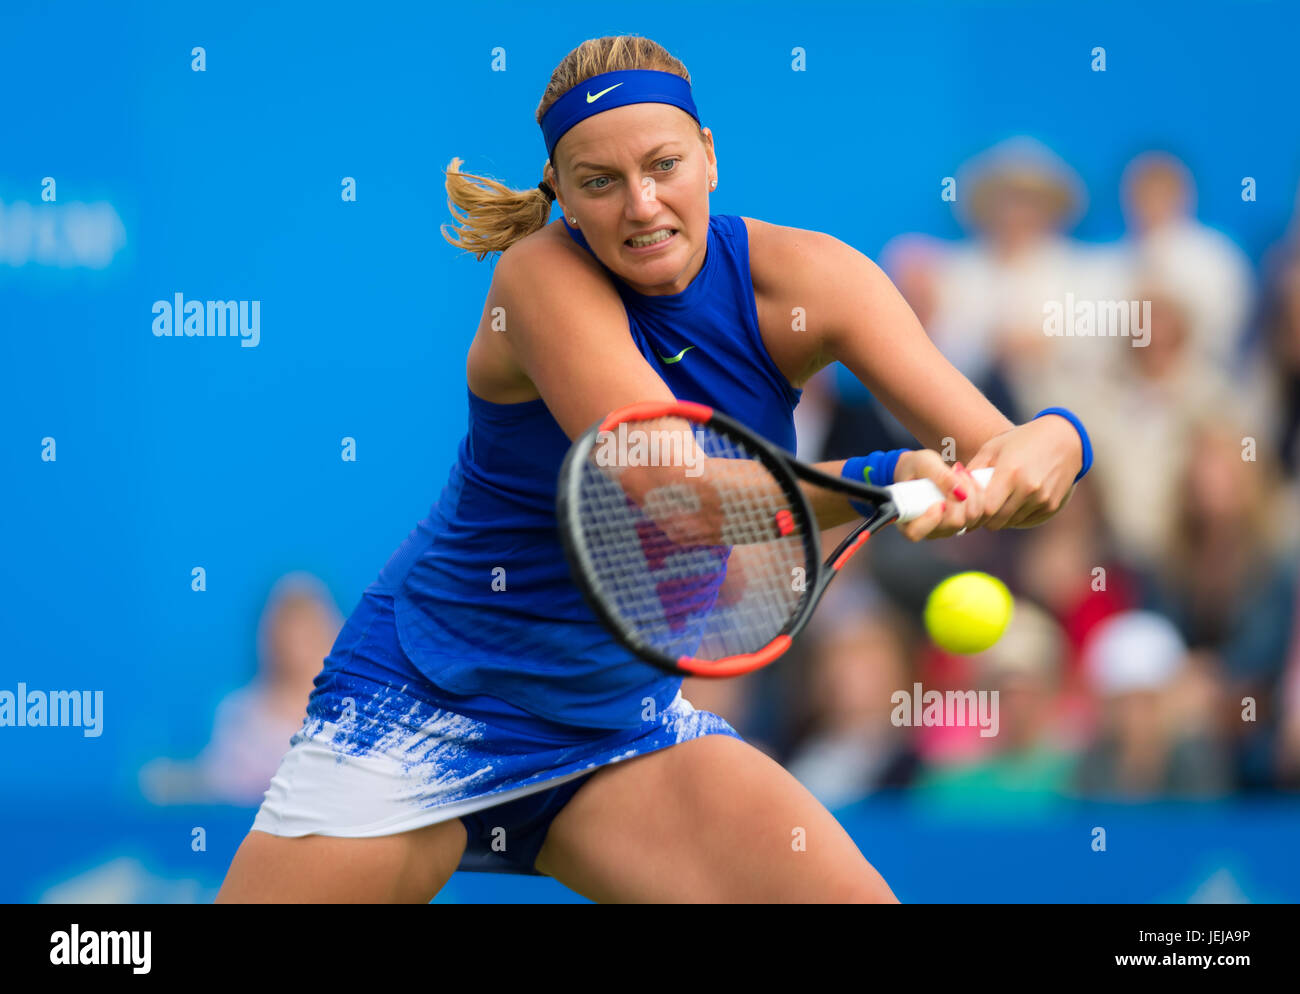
xmin=250 ymin=591 xmax=740 ymax=874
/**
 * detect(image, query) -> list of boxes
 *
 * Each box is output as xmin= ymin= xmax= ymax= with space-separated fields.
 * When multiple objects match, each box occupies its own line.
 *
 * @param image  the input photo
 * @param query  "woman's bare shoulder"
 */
xmin=738 ymin=216 xmax=842 ymax=294
xmin=497 ymin=220 xmax=606 ymax=286
xmin=469 ymin=222 xmax=624 ymax=404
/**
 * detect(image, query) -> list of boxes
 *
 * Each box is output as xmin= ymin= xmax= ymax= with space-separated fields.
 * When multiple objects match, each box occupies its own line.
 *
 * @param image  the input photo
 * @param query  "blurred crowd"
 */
xmin=689 ymin=137 xmax=1300 ymax=808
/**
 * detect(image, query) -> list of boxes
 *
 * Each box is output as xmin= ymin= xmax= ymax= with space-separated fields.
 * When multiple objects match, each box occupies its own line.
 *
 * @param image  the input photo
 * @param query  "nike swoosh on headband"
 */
xmin=657 ymin=345 xmax=695 ymax=364
xmin=586 ymin=83 xmax=624 ymax=103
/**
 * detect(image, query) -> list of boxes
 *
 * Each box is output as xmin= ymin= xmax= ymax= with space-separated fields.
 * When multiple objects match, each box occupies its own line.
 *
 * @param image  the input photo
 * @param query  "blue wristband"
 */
xmin=842 ymin=449 xmax=909 ymax=517
xmin=1032 ymin=407 xmax=1092 ymax=483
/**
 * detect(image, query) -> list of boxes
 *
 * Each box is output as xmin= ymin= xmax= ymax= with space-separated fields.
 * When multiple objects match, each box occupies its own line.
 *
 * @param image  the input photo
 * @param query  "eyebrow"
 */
xmin=570 ymin=143 xmax=682 ymax=173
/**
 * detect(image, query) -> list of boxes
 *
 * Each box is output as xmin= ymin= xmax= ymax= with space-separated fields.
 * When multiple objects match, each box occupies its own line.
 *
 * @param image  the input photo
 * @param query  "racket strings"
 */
xmin=573 ymin=420 xmax=810 ymax=661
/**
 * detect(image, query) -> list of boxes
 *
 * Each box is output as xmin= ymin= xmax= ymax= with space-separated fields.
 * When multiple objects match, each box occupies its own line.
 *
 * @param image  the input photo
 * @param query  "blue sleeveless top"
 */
xmin=368 ymin=214 xmax=802 ymax=729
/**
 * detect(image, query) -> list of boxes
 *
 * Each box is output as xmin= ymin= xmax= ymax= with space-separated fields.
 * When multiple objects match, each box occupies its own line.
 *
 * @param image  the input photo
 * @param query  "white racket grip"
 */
xmin=888 ymin=467 xmax=994 ymax=522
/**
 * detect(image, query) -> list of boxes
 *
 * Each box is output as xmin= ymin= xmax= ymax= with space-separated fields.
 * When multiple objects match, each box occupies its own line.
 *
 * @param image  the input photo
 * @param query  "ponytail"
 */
xmin=439 ymin=157 xmax=555 ymax=260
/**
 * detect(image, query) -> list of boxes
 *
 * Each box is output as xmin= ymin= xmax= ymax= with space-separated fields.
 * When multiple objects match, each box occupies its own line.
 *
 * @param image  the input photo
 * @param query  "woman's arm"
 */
xmin=490 ymin=232 xmax=678 ymax=440
xmin=746 ymin=219 xmax=1083 ymax=533
xmin=496 ymin=229 xmax=976 ymax=540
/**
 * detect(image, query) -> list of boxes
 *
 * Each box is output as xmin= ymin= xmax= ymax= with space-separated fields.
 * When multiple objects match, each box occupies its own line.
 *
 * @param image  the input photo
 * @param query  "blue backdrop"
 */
xmin=3 ymin=0 xmax=1298 ymax=901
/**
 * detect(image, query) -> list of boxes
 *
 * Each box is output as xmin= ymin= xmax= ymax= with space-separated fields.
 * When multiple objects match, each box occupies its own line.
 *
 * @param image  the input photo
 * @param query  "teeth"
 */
xmin=628 ymin=229 xmax=673 ymax=247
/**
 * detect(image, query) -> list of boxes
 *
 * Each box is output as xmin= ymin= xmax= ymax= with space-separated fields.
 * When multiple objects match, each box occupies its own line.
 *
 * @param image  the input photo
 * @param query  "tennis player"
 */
xmin=217 ymin=35 xmax=1090 ymax=903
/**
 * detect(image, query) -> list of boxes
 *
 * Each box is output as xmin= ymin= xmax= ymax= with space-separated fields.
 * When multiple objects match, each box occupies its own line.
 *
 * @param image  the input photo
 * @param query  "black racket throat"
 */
xmin=785 ymin=455 xmax=895 ymax=508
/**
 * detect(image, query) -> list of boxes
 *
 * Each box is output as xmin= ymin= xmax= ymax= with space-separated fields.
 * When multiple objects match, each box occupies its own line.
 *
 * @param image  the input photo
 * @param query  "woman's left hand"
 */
xmin=963 ymin=414 xmax=1084 ymax=530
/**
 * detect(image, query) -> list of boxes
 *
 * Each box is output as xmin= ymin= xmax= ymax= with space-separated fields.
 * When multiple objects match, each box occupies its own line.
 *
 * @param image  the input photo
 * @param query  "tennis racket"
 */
xmin=557 ymin=399 xmax=992 ymax=678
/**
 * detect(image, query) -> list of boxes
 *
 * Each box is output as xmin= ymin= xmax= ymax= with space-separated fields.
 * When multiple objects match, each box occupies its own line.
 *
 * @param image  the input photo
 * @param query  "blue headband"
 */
xmin=540 ymin=69 xmax=701 ymax=162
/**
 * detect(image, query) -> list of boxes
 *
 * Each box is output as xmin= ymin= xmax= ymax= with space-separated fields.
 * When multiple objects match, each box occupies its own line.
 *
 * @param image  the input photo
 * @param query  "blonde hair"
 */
xmin=440 ymin=35 xmax=698 ymax=260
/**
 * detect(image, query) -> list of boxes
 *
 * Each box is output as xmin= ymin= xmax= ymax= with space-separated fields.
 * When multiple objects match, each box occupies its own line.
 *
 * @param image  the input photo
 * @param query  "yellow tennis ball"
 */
xmin=923 ymin=571 xmax=1014 ymax=655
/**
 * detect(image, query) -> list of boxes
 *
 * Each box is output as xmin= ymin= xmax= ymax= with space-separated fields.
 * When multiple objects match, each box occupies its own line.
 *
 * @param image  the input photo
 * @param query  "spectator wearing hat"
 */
xmin=1073 ymin=611 xmax=1231 ymax=799
xmin=926 ymin=136 xmax=1121 ymax=420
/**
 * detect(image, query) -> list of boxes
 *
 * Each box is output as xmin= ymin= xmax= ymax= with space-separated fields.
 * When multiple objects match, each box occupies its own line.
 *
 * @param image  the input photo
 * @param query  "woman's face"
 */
xmin=549 ymin=103 xmax=716 ymax=296
xmin=983 ymin=184 xmax=1058 ymax=251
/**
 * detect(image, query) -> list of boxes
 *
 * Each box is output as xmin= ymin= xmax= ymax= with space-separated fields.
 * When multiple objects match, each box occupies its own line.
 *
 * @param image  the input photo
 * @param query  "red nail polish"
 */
xmin=953 ymin=487 xmax=968 ymax=501
xmin=955 ymin=461 xmax=966 ymax=473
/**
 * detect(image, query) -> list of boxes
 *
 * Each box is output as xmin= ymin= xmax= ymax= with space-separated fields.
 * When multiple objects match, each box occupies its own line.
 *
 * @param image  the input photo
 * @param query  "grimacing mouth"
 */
xmin=624 ymin=227 xmax=679 ymax=247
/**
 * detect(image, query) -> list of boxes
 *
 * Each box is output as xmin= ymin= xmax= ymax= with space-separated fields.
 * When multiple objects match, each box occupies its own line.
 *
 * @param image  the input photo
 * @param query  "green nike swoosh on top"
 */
xmin=657 ymin=345 xmax=696 ymax=364
xmin=586 ymin=83 xmax=623 ymax=103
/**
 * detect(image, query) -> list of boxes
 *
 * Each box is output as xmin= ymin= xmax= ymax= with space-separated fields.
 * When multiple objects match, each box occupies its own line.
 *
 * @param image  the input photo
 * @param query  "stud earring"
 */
xmin=569 ymin=216 xmax=577 ymax=224
xmin=710 ymin=179 xmax=717 ymax=189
